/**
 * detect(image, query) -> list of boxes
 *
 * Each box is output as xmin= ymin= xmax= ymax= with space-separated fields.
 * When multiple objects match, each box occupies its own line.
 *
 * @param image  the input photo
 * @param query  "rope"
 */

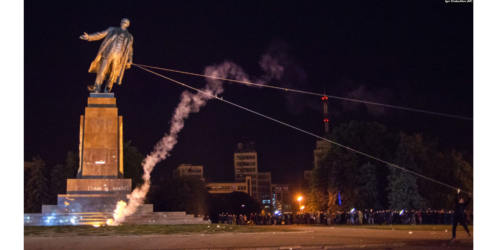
xmin=133 ymin=63 xmax=472 ymax=121
xmin=133 ymin=64 xmax=472 ymax=195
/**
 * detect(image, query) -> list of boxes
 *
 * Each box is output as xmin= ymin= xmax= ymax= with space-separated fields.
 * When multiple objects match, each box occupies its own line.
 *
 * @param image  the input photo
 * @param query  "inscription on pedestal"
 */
xmin=67 ymin=179 xmax=131 ymax=194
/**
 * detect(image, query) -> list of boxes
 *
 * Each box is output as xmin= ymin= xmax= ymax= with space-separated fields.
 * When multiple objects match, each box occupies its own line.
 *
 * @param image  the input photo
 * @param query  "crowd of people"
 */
xmin=210 ymin=209 xmax=473 ymax=226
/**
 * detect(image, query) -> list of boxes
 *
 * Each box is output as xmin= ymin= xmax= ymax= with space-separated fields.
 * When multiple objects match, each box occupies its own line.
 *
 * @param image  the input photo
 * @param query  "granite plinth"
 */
xmin=81 ymin=106 xmax=121 ymax=178
xmin=24 ymin=210 xmax=209 ymax=226
xmin=78 ymin=93 xmax=123 ymax=179
xmin=41 ymin=204 xmax=154 ymax=214
xmin=90 ymin=93 xmax=115 ymax=98
xmin=55 ymin=194 xmax=129 ymax=213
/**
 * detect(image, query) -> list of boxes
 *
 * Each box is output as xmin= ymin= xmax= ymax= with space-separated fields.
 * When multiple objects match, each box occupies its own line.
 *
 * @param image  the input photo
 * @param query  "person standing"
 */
xmin=386 ymin=210 xmax=393 ymax=225
xmin=416 ymin=210 xmax=422 ymax=225
xmin=452 ymin=190 xmax=472 ymax=241
xmin=368 ymin=209 xmax=374 ymax=225
xmin=358 ymin=210 xmax=363 ymax=225
xmin=410 ymin=210 xmax=416 ymax=225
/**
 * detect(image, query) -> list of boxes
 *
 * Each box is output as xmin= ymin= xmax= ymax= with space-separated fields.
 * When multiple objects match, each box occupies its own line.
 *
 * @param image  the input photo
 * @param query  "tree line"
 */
xmin=24 ymin=141 xmax=145 ymax=213
xmin=308 ymin=121 xmax=473 ymax=212
xmin=24 ymin=141 xmax=261 ymax=218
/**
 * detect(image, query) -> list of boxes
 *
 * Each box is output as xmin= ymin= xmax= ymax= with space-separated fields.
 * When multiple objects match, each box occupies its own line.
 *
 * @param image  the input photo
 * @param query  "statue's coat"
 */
xmin=87 ymin=27 xmax=134 ymax=88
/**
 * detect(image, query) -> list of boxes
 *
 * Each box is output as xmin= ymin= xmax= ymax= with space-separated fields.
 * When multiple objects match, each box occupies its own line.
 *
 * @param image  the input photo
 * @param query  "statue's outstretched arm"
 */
xmin=80 ymin=27 xmax=110 ymax=41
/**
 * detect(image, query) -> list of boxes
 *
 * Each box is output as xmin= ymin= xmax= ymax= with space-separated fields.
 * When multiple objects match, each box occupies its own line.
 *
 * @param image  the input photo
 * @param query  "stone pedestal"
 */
xmin=24 ymin=93 xmax=209 ymax=226
xmin=79 ymin=93 xmax=123 ymax=179
xmin=59 ymin=93 xmax=131 ymax=213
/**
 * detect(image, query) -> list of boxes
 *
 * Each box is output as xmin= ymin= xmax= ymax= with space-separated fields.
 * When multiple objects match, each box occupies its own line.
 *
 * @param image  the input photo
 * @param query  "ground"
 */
xmin=24 ymin=224 xmax=473 ymax=250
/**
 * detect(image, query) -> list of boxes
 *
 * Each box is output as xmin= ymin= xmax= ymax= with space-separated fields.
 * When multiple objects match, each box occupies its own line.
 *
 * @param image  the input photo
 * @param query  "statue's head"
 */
xmin=121 ymin=18 xmax=130 ymax=29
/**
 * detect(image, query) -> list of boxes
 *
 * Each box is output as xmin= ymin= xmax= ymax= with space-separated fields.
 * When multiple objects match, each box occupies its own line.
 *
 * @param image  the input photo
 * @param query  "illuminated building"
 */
xmin=272 ymin=184 xmax=291 ymax=213
xmin=173 ymin=164 xmax=204 ymax=182
xmin=258 ymin=172 xmax=272 ymax=211
xmin=234 ymin=141 xmax=258 ymax=199
xmin=206 ymin=176 xmax=251 ymax=194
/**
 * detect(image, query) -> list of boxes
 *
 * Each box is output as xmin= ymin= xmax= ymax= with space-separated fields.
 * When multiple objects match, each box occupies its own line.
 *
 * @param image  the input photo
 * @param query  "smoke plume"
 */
xmin=108 ymin=52 xmax=286 ymax=225
xmin=261 ymin=41 xmax=315 ymax=114
xmin=342 ymin=84 xmax=392 ymax=117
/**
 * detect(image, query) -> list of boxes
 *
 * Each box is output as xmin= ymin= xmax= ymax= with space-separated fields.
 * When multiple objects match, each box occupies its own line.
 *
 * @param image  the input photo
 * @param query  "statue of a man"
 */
xmin=80 ymin=18 xmax=134 ymax=93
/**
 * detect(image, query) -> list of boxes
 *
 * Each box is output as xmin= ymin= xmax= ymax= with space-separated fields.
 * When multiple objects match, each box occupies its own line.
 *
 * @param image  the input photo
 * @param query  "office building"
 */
xmin=272 ymin=184 xmax=291 ymax=213
xmin=173 ymin=164 xmax=204 ymax=182
xmin=234 ymin=141 xmax=258 ymax=200
xmin=207 ymin=176 xmax=251 ymax=194
xmin=258 ymin=172 xmax=272 ymax=210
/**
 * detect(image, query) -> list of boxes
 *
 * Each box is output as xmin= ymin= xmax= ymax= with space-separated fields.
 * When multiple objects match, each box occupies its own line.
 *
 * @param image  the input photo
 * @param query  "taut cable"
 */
xmin=133 ymin=64 xmax=472 ymax=195
xmin=133 ymin=63 xmax=473 ymax=121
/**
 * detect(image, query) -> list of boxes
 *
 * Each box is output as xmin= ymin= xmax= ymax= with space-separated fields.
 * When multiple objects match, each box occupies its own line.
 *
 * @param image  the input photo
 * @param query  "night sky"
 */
xmin=24 ymin=1 xmax=472 ymax=186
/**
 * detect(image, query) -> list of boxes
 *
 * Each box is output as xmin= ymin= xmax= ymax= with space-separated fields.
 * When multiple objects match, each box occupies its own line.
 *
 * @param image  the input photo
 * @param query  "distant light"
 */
xmin=351 ymin=208 xmax=356 ymax=213
xmin=274 ymin=210 xmax=280 ymax=215
xmin=300 ymin=206 xmax=305 ymax=210
xmin=297 ymin=196 xmax=303 ymax=202
xmin=95 ymin=161 xmax=105 ymax=164
xmin=241 ymin=204 xmax=245 ymax=207
xmin=400 ymin=209 xmax=404 ymax=215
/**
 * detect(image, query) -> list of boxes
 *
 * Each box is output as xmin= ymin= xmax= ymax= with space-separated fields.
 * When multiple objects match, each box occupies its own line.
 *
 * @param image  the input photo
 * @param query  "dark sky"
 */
xmin=24 ymin=1 xmax=472 ymax=185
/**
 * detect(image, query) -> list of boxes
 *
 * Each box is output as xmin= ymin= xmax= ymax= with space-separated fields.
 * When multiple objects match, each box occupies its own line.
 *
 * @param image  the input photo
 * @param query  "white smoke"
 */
xmin=343 ymin=84 xmax=392 ymax=117
xmin=108 ymin=55 xmax=285 ymax=225
xmin=259 ymin=54 xmax=284 ymax=81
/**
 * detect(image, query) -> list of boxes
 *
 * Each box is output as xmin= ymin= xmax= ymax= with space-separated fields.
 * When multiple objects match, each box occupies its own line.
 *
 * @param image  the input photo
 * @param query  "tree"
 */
xmin=24 ymin=165 xmax=32 ymax=213
xmin=26 ymin=156 xmax=50 ymax=213
xmin=331 ymin=121 xmax=396 ymax=209
xmin=327 ymin=148 xmax=360 ymax=212
xmin=65 ymin=151 xmax=79 ymax=179
xmin=386 ymin=133 xmax=423 ymax=210
xmin=308 ymin=121 xmax=471 ymax=212
xmin=308 ymin=150 xmax=331 ymax=211
xmin=221 ymin=191 xmax=261 ymax=216
xmin=46 ymin=151 xmax=79 ymax=204
xmin=150 ymin=177 xmax=208 ymax=215
xmin=357 ymin=162 xmax=381 ymax=210
xmin=123 ymin=141 xmax=144 ymax=189
xmin=421 ymin=150 xmax=473 ymax=209
xmin=49 ymin=164 xmax=66 ymax=204
xmin=309 ymin=121 xmax=393 ymax=212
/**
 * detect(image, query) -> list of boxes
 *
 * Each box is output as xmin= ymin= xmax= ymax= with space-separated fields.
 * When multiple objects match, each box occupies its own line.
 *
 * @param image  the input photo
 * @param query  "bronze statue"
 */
xmin=80 ymin=18 xmax=134 ymax=93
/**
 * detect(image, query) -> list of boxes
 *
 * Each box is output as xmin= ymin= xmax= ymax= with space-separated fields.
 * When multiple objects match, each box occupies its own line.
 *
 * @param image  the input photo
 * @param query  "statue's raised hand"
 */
xmin=80 ymin=32 xmax=89 ymax=40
